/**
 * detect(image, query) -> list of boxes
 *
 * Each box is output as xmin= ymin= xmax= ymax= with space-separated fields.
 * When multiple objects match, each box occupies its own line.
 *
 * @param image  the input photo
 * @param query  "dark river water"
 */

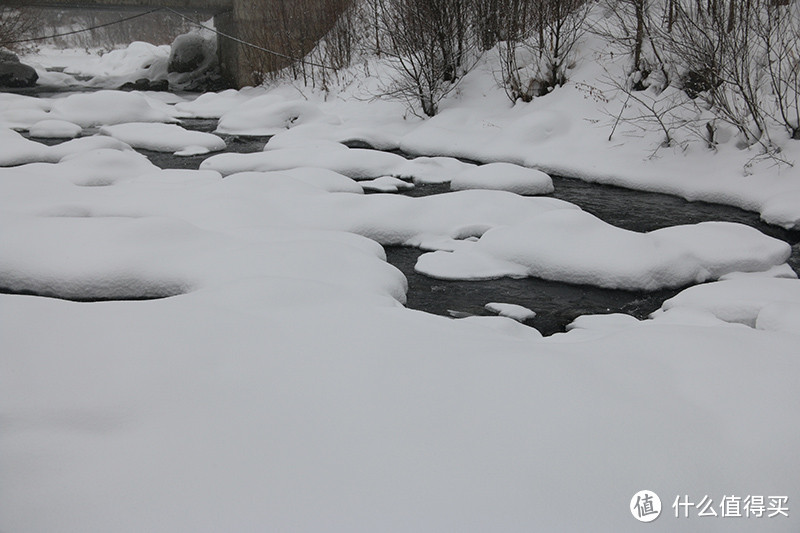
xmin=392 ymin=180 xmax=800 ymax=335
xmin=23 ymin=116 xmax=800 ymax=335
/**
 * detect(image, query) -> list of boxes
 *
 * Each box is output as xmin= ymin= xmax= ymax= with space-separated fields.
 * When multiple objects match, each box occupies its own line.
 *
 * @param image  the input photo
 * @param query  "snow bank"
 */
xmin=450 ymin=162 xmax=554 ymax=195
xmin=416 ymin=210 xmax=790 ymax=289
xmin=174 ymin=88 xmax=264 ymax=118
xmin=217 ymin=100 xmax=340 ymax=136
xmin=658 ymin=277 xmax=800 ymax=329
xmin=100 ymin=122 xmax=225 ymax=154
xmin=3 ymin=288 xmax=798 ymax=532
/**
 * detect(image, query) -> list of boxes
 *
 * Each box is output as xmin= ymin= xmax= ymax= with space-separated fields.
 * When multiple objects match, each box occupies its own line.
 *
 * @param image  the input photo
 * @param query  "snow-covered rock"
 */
xmin=100 ymin=122 xmax=225 ymax=154
xmin=202 ymin=146 xmax=409 ymax=179
xmin=484 ymin=302 xmax=537 ymax=321
xmin=361 ymin=176 xmax=414 ymax=193
xmin=416 ymin=210 xmax=791 ymax=290
xmin=29 ymin=119 xmax=82 ymax=139
xmin=49 ymin=90 xmax=174 ymax=127
xmin=168 ymin=32 xmax=211 ymax=74
xmin=450 ymin=162 xmax=554 ymax=195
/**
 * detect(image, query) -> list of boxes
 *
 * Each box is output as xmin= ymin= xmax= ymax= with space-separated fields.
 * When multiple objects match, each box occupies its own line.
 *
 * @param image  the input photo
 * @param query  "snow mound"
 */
xmin=566 ymin=313 xmax=641 ymax=332
xmin=361 ymin=176 xmax=414 ymax=193
xmin=0 ymin=128 xmax=132 ymax=166
xmin=451 ymin=162 xmax=554 ymax=195
xmin=458 ymin=315 xmax=543 ymax=340
xmin=0 ymin=214 xmax=194 ymax=300
xmin=0 ymin=128 xmax=49 ymax=165
xmin=201 ymin=146 xmax=408 ymax=179
xmin=416 ymin=210 xmax=790 ymax=290
xmin=226 ymin=169 xmax=363 ymax=194
xmin=217 ymin=100 xmax=340 ymax=136
xmin=270 ymin=168 xmax=363 ymax=193
xmin=0 ymin=213 xmax=407 ymax=304
xmin=49 ymin=90 xmax=174 ymax=127
xmin=203 ymin=144 xmax=492 ymax=186
xmin=393 ymin=156 xmax=477 ymax=184
xmin=174 ymin=89 xmax=261 ymax=119
xmin=657 ymin=277 xmax=800 ymax=328
xmin=755 ymin=302 xmax=800 ymax=334
xmin=70 ymin=42 xmax=170 ymax=87
xmin=485 ymin=302 xmax=536 ymax=322
xmin=100 ymin=122 xmax=225 ymax=154
xmin=29 ymin=119 xmax=82 ymax=139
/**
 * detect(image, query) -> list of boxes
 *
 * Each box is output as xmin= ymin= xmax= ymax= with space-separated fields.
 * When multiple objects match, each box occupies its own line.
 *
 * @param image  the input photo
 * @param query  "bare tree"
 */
xmin=376 ymin=0 xmax=479 ymax=116
xmin=759 ymin=1 xmax=800 ymax=139
xmin=238 ymin=0 xmax=353 ymax=86
xmin=0 ymin=7 xmax=39 ymax=53
xmin=498 ymin=0 xmax=591 ymax=102
xmin=594 ymin=0 xmax=670 ymax=89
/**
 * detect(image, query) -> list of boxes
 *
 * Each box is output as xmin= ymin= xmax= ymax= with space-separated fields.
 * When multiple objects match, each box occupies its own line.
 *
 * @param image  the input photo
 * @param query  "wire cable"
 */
xmin=162 ymin=7 xmax=336 ymax=70
xmin=2 ymin=8 xmax=164 ymax=44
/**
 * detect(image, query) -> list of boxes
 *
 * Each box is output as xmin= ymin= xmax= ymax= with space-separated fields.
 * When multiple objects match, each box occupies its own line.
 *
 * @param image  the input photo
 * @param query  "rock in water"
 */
xmin=0 ymin=61 xmax=38 ymax=88
xmin=167 ymin=31 xmax=225 ymax=91
xmin=168 ymin=33 xmax=210 ymax=73
xmin=0 ymin=49 xmax=20 ymax=63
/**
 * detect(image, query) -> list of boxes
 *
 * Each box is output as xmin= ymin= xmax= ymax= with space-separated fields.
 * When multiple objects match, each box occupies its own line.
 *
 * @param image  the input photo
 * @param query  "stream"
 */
xmin=22 ymin=114 xmax=800 ymax=335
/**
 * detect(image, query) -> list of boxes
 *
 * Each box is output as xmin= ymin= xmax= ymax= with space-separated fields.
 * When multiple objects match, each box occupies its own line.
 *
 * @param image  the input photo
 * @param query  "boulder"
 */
xmin=167 ymin=31 xmax=226 ymax=92
xmin=0 ymin=61 xmax=38 ymax=88
xmin=120 ymin=78 xmax=169 ymax=91
xmin=0 ymin=49 xmax=20 ymax=63
xmin=168 ymin=33 xmax=211 ymax=74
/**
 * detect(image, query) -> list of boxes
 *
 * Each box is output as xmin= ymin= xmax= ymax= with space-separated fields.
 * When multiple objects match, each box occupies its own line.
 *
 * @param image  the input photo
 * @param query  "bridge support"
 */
xmin=214 ymin=0 xmax=346 ymax=89
xmin=213 ymin=9 xmax=242 ymax=88
xmin=215 ymin=0 xmax=280 ymax=89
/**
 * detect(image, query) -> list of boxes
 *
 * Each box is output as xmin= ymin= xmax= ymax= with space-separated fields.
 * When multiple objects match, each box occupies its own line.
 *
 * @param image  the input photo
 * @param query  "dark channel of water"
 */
xmin=393 ymin=180 xmax=800 ymax=335
xmin=22 ymin=118 xmax=800 ymax=334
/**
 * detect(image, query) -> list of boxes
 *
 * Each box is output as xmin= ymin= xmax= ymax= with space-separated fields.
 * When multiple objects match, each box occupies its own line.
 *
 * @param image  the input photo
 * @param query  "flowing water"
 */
xmin=21 ymin=115 xmax=800 ymax=334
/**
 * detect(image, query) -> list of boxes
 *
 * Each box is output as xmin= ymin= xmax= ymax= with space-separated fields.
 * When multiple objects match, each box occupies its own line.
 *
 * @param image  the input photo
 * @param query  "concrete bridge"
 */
xmin=3 ymin=0 xmax=341 ymax=87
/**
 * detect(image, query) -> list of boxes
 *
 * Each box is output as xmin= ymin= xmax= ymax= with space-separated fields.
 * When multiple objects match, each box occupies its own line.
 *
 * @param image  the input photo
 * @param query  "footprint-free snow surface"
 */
xmin=2 ymin=85 xmax=799 ymax=533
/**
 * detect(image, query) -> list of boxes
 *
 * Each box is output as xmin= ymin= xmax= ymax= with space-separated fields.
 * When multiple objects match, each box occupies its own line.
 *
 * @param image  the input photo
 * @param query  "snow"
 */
xmin=450 ymin=162 xmax=554 ymax=195
xmin=173 ymin=88 xmax=264 ymax=119
xmin=360 ymin=175 xmax=415 ymax=193
xmin=656 ymin=277 xmax=800 ymax=329
xmin=228 ymin=169 xmax=364 ymax=194
xmin=216 ymin=99 xmax=340 ymax=136
xmin=48 ymin=90 xmax=175 ymax=127
xmin=99 ymin=122 xmax=226 ymax=154
xmin=3 ymin=27 xmax=800 ymax=533
xmin=29 ymin=119 xmax=82 ymax=139
xmin=416 ymin=210 xmax=791 ymax=290
xmin=0 ymin=128 xmax=133 ymax=166
xmin=484 ymin=302 xmax=536 ymax=321
xmin=201 ymin=145 xmax=409 ymax=179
